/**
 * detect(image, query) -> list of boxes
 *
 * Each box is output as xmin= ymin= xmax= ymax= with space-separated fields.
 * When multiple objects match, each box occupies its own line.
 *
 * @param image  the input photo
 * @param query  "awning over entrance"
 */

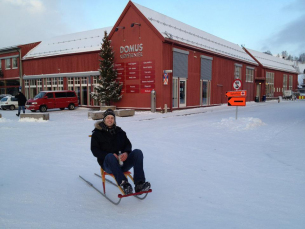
xmin=23 ymin=71 xmax=100 ymax=79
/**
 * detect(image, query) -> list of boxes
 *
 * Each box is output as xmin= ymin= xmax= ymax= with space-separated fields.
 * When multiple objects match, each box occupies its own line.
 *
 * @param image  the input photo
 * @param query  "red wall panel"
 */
xmin=23 ymin=52 xmax=100 ymax=75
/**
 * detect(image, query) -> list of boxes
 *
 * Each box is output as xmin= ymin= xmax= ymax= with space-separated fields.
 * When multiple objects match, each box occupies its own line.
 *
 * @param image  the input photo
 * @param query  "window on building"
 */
xmin=93 ymin=76 xmax=98 ymax=85
xmin=234 ymin=64 xmax=242 ymax=80
xmin=75 ymin=78 xmax=80 ymax=85
xmin=246 ymin=67 xmax=254 ymax=82
xmin=82 ymin=77 xmax=87 ymax=84
xmin=0 ymin=60 xmax=2 ymax=70
xmin=47 ymin=78 xmax=51 ymax=86
xmin=37 ymin=79 xmax=42 ymax=86
xmin=283 ymin=74 xmax=287 ymax=92
xmin=289 ymin=75 xmax=293 ymax=90
xmin=5 ymin=59 xmax=11 ymax=69
xmin=58 ymin=77 xmax=63 ymax=90
xmin=12 ymin=57 xmax=18 ymax=69
xmin=266 ymin=72 xmax=275 ymax=97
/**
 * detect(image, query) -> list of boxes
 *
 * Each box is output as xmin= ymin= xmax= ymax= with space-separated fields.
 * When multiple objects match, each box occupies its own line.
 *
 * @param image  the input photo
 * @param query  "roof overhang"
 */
xmin=23 ymin=71 xmax=100 ymax=80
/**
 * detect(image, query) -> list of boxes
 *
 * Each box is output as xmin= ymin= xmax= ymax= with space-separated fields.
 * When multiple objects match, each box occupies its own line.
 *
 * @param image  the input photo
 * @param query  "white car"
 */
xmin=0 ymin=96 xmax=19 ymax=110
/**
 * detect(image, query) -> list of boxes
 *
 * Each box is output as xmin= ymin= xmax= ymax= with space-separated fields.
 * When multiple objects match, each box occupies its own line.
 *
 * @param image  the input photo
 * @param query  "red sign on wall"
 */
xmin=141 ymin=84 xmax=155 ymax=89
xmin=114 ymin=63 xmax=125 ymax=70
xmin=126 ymin=88 xmax=140 ymax=93
xmin=127 ymin=62 xmax=139 ymax=67
xmin=140 ymin=89 xmax=153 ymax=93
xmin=126 ymin=75 xmax=139 ymax=80
xmin=126 ymin=85 xmax=139 ymax=89
xmin=141 ymin=79 xmax=155 ymax=84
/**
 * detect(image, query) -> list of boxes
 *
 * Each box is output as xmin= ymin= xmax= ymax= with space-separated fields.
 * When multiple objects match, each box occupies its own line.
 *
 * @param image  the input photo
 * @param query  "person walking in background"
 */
xmin=15 ymin=91 xmax=27 ymax=116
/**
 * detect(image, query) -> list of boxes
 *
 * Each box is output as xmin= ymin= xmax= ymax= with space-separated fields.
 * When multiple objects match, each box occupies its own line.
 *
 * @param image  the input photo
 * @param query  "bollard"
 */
xmin=151 ymin=89 xmax=156 ymax=112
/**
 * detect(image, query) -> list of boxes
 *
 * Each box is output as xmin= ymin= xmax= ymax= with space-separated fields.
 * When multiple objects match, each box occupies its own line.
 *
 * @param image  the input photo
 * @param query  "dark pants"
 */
xmin=18 ymin=106 xmax=25 ymax=115
xmin=103 ymin=149 xmax=146 ymax=186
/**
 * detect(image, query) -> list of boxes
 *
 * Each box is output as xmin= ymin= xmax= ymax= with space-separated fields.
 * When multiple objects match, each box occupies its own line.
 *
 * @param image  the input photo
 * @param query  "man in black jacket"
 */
xmin=15 ymin=91 xmax=27 ymax=116
xmin=91 ymin=109 xmax=151 ymax=195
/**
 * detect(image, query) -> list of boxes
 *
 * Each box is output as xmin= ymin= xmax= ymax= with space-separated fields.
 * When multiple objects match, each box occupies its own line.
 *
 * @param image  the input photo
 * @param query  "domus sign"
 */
xmin=120 ymin=44 xmax=143 ymax=59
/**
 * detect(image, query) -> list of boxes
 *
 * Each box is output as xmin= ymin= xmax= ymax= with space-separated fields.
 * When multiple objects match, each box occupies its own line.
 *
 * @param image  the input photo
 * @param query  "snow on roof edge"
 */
xmin=133 ymin=2 xmax=257 ymax=65
xmin=23 ymin=27 xmax=112 ymax=60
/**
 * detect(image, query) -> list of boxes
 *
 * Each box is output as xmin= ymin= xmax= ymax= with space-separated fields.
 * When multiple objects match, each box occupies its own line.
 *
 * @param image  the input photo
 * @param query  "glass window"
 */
xmin=5 ymin=59 xmax=11 ymax=69
xmin=67 ymin=92 xmax=76 ymax=97
xmin=55 ymin=92 xmax=67 ymax=98
xmin=246 ymin=68 xmax=254 ymax=83
xmin=289 ymin=75 xmax=293 ymax=90
xmin=37 ymin=79 xmax=42 ymax=86
xmin=12 ymin=57 xmax=18 ymax=68
xmin=234 ymin=65 xmax=242 ymax=80
xmin=93 ymin=76 xmax=98 ymax=85
xmin=266 ymin=72 xmax=275 ymax=97
xmin=30 ymin=79 xmax=36 ymax=86
xmin=6 ymin=80 xmax=19 ymax=86
xmin=47 ymin=78 xmax=51 ymax=85
xmin=34 ymin=92 xmax=47 ymax=99
xmin=58 ymin=77 xmax=63 ymax=85
xmin=75 ymin=78 xmax=80 ymax=85
xmin=283 ymin=74 xmax=287 ymax=91
xmin=179 ymin=79 xmax=186 ymax=107
xmin=0 ymin=60 xmax=2 ymax=69
xmin=46 ymin=93 xmax=54 ymax=98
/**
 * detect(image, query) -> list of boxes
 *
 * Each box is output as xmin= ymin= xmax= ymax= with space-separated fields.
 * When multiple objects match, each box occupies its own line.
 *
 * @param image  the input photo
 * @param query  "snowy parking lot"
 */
xmin=0 ymin=100 xmax=304 ymax=229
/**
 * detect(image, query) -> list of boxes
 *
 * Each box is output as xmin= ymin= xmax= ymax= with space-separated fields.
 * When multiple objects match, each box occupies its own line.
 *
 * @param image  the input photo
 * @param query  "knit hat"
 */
xmin=103 ymin=109 xmax=115 ymax=120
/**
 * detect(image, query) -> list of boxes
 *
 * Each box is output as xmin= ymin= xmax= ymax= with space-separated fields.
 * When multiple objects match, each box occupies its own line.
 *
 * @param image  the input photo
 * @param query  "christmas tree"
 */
xmin=91 ymin=31 xmax=123 ymax=106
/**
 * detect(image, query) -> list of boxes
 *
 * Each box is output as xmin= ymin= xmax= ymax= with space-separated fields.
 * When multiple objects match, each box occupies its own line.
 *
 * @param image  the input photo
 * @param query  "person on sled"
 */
xmin=90 ymin=109 xmax=151 ymax=195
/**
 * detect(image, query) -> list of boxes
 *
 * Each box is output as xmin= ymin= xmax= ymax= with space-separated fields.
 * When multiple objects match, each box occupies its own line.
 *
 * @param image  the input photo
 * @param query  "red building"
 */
xmin=109 ymin=1 xmax=258 ymax=111
xmin=22 ymin=28 xmax=112 ymax=106
xmin=18 ymin=1 xmax=298 ymax=111
xmin=0 ymin=42 xmax=39 ymax=95
xmin=244 ymin=48 xmax=298 ymax=101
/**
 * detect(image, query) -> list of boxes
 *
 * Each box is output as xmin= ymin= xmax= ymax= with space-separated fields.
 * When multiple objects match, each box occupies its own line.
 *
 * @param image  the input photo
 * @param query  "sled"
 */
xmin=79 ymin=168 xmax=152 ymax=205
xmin=96 ymin=167 xmax=152 ymax=199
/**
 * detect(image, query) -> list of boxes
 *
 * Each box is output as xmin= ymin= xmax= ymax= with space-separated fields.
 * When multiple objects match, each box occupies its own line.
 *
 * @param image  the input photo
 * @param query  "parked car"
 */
xmin=0 ymin=96 xmax=19 ymax=110
xmin=0 ymin=94 xmax=12 ymax=100
xmin=26 ymin=90 xmax=79 ymax=112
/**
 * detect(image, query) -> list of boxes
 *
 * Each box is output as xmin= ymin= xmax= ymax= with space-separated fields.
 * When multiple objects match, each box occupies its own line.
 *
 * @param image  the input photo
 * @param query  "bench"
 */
xmin=88 ymin=111 xmax=104 ymax=120
xmin=88 ymin=109 xmax=135 ymax=120
xmin=20 ymin=113 xmax=50 ymax=120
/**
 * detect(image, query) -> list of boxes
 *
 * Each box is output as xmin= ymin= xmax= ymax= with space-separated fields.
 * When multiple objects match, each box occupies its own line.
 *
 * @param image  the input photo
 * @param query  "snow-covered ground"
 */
xmin=0 ymin=100 xmax=304 ymax=229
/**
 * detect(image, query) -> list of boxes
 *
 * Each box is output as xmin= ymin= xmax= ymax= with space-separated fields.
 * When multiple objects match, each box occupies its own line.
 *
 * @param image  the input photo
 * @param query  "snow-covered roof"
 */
xmin=296 ymin=63 xmax=305 ymax=74
xmin=23 ymin=27 xmax=112 ymax=59
xmin=133 ymin=3 xmax=257 ymax=65
xmin=245 ymin=48 xmax=297 ymax=73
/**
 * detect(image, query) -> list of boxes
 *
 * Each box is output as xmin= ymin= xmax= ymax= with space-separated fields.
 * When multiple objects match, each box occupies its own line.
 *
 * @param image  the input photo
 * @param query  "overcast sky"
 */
xmin=0 ymin=0 xmax=304 ymax=57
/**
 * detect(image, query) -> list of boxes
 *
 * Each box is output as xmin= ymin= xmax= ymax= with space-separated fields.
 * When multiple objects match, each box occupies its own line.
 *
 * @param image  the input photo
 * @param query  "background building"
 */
xmin=1 ymin=1 xmax=297 ymax=110
xmin=22 ymin=27 xmax=112 ymax=106
xmin=0 ymin=43 xmax=39 ymax=95
xmin=244 ymin=48 xmax=298 ymax=101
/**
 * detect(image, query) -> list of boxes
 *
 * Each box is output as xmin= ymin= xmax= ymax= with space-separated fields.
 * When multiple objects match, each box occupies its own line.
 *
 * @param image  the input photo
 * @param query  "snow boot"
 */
xmin=135 ymin=181 xmax=151 ymax=193
xmin=120 ymin=180 xmax=133 ymax=195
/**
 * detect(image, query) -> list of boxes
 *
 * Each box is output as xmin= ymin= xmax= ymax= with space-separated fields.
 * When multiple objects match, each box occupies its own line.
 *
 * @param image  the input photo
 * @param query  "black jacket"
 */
xmin=15 ymin=92 xmax=27 ymax=106
xmin=91 ymin=121 xmax=132 ymax=167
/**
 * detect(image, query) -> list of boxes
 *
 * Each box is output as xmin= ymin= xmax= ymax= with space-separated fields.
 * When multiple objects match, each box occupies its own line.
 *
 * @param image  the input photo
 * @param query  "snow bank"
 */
xmin=217 ymin=117 xmax=266 ymax=131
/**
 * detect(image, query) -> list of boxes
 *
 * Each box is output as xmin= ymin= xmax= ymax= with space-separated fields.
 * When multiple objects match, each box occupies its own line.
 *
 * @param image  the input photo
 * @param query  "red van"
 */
xmin=26 ymin=90 xmax=79 ymax=112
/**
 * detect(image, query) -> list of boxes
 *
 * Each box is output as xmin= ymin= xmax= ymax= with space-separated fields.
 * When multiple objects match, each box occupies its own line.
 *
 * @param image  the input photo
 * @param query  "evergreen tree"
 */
xmin=91 ymin=31 xmax=123 ymax=106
